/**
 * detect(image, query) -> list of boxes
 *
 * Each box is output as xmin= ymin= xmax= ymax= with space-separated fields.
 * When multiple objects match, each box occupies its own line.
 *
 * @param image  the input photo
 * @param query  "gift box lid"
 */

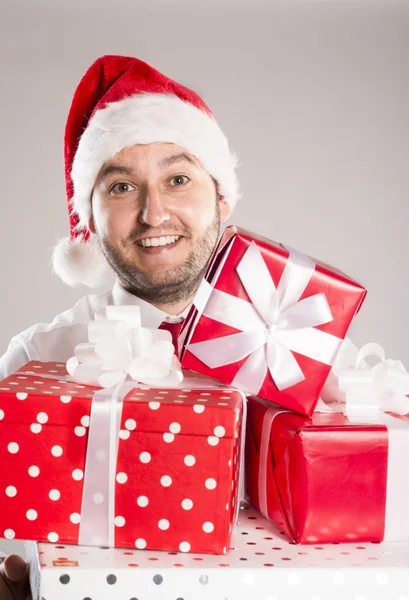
xmin=0 ymin=361 xmax=243 ymax=439
xmin=208 ymin=226 xmax=366 ymax=288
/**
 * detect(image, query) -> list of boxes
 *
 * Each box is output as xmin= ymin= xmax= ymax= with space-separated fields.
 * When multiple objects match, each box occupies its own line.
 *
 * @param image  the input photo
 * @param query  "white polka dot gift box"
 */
xmin=245 ymin=386 xmax=409 ymax=544
xmin=181 ymin=225 xmax=366 ymax=417
xmin=0 ymin=361 xmax=243 ymax=554
xmin=24 ymin=505 xmax=409 ymax=600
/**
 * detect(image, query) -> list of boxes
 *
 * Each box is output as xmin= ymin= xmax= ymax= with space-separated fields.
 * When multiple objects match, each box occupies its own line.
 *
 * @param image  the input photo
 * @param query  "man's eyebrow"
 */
xmin=97 ymin=153 xmax=197 ymax=184
xmin=97 ymin=165 xmax=135 ymax=183
xmin=158 ymin=153 xmax=197 ymax=168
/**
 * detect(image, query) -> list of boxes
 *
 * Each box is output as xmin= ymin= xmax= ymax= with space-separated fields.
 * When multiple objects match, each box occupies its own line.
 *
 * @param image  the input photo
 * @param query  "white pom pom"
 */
xmin=52 ymin=235 xmax=112 ymax=288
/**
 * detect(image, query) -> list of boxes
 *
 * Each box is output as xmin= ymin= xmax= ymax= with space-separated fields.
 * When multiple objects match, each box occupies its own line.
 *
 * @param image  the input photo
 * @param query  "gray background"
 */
xmin=1 ymin=0 xmax=408 ymax=556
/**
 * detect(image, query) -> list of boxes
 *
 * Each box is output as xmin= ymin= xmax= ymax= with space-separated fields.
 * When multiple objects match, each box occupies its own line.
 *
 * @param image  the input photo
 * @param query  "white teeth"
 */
xmin=137 ymin=235 xmax=180 ymax=248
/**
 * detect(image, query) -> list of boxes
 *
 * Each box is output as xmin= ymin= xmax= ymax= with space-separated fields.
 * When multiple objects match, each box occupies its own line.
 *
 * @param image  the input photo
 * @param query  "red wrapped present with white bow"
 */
xmin=181 ymin=226 xmax=366 ymax=416
xmin=245 ymin=342 xmax=409 ymax=544
xmin=0 ymin=306 xmax=245 ymax=554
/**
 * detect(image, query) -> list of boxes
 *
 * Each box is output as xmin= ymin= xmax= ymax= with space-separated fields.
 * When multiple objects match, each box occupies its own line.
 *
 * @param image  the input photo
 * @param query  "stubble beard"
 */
xmin=97 ymin=202 xmax=221 ymax=306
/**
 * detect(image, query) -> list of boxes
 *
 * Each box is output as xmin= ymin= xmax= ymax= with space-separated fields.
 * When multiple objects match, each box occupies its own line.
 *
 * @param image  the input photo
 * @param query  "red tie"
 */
xmin=159 ymin=321 xmax=185 ymax=357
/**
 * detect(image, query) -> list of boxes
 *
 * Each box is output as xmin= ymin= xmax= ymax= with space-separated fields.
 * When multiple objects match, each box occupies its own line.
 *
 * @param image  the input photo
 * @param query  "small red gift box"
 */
xmin=0 ymin=361 xmax=243 ymax=554
xmin=245 ymin=395 xmax=409 ymax=544
xmin=181 ymin=226 xmax=366 ymax=416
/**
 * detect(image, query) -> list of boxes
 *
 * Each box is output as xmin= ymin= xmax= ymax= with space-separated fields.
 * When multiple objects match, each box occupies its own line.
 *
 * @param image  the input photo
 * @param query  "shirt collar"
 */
xmin=111 ymin=279 xmax=190 ymax=328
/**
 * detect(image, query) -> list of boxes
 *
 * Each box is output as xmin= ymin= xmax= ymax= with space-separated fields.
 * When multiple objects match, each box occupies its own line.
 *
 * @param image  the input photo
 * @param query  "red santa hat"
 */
xmin=53 ymin=55 xmax=239 ymax=287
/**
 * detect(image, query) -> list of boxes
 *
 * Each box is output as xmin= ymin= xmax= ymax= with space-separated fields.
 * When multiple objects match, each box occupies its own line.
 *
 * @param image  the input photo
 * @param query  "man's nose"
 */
xmin=138 ymin=187 xmax=170 ymax=227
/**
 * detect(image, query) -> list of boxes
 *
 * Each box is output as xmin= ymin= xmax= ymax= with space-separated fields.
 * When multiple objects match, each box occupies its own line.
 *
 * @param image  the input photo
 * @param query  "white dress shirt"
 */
xmin=0 ymin=280 xmax=189 ymax=381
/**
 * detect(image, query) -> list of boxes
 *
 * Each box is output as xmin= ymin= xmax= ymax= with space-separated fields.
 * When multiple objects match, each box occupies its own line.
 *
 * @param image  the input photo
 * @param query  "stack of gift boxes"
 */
xmin=1 ymin=225 xmax=408 ymax=560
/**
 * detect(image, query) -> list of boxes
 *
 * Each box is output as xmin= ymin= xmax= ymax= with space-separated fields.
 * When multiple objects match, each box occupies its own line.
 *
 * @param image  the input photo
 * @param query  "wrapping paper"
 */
xmin=0 ymin=361 xmax=243 ymax=554
xmin=245 ymin=394 xmax=409 ymax=544
xmin=181 ymin=226 xmax=366 ymax=416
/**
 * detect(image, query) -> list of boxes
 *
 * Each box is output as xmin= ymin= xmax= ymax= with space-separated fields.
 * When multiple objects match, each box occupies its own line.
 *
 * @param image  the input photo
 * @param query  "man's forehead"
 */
xmin=97 ymin=145 xmax=201 ymax=181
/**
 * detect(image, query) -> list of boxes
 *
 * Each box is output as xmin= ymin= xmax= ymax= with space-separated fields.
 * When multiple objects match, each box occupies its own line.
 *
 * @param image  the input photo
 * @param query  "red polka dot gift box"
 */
xmin=0 ymin=361 xmax=244 ymax=554
xmin=180 ymin=226 xmax=366 ymax=417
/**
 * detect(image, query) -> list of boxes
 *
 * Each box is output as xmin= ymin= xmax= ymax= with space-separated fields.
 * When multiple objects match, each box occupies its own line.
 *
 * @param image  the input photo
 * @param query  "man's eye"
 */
xmin=110 ymin=182 xmax=135 ymax=194
xmin=169 ymin=175 xmax=189 ymax=186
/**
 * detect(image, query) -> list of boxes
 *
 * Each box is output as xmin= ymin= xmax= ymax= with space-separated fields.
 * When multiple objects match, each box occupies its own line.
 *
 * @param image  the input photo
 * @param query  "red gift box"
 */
xmin=245 ymin=395 xmax=409 ymax=544
xmin=181 ymin=226 xmax=366 ymax=416
xmin=0 ymin=361 xmax=243 ymax=554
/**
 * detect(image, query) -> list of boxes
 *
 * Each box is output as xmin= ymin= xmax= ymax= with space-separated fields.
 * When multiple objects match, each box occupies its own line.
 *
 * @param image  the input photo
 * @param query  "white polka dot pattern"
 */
xmin=169 ymin=421 xmax=181 ymax=434
xmin=20 ymin=503 xmax=409 ymax=600
xmin=36 ymin=412 xmax=48 ymax=424
xmin=0 ymin=360 xmax=242 ymax=553
xmin=179 ymin=541 xmax=191 ymax=552
xmin=160 ymin=475 xmax=172 ymax=487
xmin=214 ymin=425 xmax=226 ymax=437
xmin=70 ymin=512 xmax=81 ymax=524
xmin=28 ymin=466 xmax=40 ymax=477
xmin=205 ymin=478 xmax=217 ymax=489
xmin=202 ymin=521 xmax=215 ymax=533
xmin=72 ymin=469 xmax=83 ymax=481
xmin=139 ymin=451 xmax=151 ymax=463
xmin=137 ymin=495 xmax=149 ymax=507
xmin=4 ymin=528 xmax=15 ymax=539
xmin=49 ymin=489 xmax=61 ymax=501
xmin=158 ymin=518 xmax=170 ymax=530
xmin=5 ymin=485 xmax=17 ymax=497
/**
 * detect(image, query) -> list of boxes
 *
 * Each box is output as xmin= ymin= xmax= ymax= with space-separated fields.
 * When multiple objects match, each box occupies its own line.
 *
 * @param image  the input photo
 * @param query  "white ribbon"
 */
xmin=187 ymin=241 xmax=342 ymax=395
xmin=258 ymin=406 xmax=290 ymax=524
xmin=336 ymin=342 xmax=409 ymax=419
xmin=66 ymin=305 xmax=183 ymax=389
xmin=320 ymin=339 xmax=409 ymax=541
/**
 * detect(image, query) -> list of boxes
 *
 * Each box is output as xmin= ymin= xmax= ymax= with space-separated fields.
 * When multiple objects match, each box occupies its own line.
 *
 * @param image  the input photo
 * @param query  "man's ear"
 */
xmin=88 ymin=215 xmax=96 ymax=235
xmin=218 ymin=193 xmax=231 ymax=223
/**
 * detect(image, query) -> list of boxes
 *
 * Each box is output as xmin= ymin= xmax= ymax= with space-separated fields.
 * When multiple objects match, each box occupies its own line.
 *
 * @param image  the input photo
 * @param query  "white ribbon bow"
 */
xmin=335 ymin=342 xmax=409 ymax=418
xmin=66 ymin=305 xmax=183 ymax=388
xmin=187 ymin=241 xmax=342 ymax=395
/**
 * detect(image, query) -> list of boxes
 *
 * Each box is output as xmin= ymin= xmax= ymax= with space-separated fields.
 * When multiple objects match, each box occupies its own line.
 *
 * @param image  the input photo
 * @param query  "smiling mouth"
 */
xmin=135 ymin=235 xmax=182 ymax=248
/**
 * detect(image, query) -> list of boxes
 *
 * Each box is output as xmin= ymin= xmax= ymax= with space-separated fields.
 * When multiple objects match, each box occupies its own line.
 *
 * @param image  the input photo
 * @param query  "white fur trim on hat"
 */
xmin=71 ymin=92 xmax=239 ymax=230
xmin=52 ymin=235 xmax=112 ymax=288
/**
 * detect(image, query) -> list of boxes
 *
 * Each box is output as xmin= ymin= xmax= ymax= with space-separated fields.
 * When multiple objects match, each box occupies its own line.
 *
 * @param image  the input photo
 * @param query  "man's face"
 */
xmin=90 ymin=143 xmax=231 ymax=305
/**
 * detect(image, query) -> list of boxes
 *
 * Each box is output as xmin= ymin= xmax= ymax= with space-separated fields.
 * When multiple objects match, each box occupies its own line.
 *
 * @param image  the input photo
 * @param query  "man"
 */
xmin=0 ymin=54 xmax=238 ymax=599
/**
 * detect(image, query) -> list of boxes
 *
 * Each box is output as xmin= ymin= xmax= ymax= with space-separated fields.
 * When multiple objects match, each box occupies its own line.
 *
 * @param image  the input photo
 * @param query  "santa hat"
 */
xmin=52 ymin=55 xmax=239 ymax=288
